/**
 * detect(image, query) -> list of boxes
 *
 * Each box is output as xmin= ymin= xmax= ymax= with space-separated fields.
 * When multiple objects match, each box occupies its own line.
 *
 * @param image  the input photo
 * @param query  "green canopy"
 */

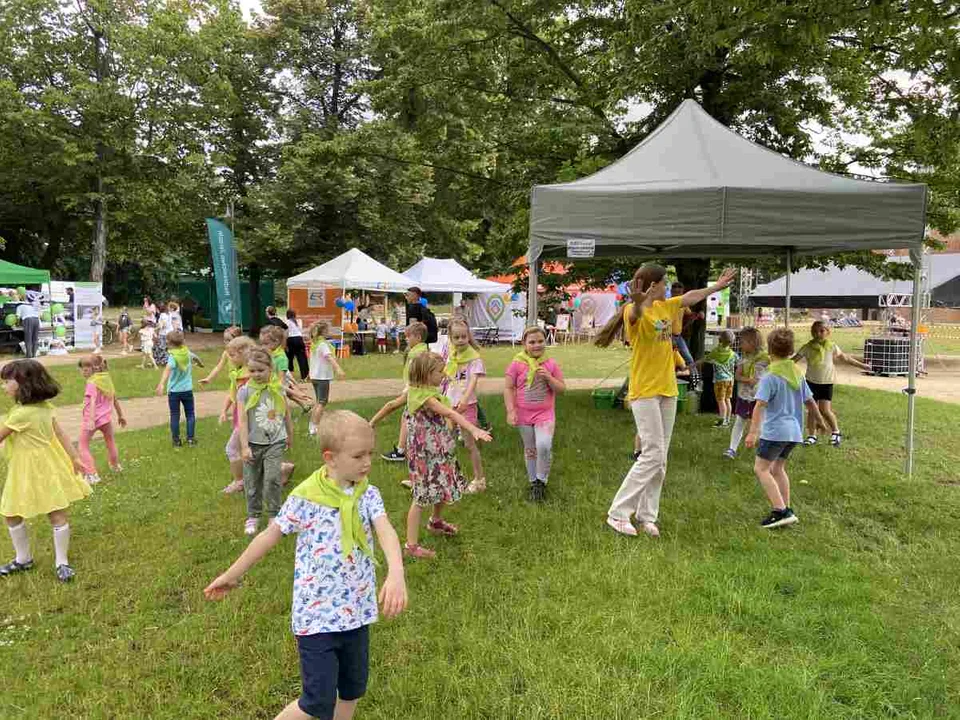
xmin=0 ymin=259 xmax=50 ymax=286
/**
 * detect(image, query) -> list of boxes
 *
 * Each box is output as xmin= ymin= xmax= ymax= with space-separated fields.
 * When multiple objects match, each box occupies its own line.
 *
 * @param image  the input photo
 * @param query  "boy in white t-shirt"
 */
xmin=375 ymin=318 xmax=389 ymax=354
xmin=308 ymin=321 xmax=345 ymax=435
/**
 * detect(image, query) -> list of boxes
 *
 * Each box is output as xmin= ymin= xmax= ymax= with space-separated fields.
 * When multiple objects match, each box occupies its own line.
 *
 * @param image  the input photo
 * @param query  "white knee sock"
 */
xmin=729 ymin=416 xmax=747 ymax=451
xmin=52 ymin=524 xmax=70 ymax=567
xmin=7 ymin=522 xmax=32 ymax=564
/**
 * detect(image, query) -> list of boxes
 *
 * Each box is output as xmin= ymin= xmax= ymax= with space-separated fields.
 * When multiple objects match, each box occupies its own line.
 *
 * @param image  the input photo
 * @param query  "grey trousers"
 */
xmin=244 ymin=441 xmax=285 ymax=519
xmin=22 ymin=316 xmax=40 ymax=358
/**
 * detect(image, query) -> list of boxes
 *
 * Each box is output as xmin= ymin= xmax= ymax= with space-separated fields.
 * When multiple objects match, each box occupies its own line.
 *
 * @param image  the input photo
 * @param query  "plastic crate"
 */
xmin=677 ymin=379 xmax=689 ymax=401
xmin=592 ymin=387 xmax=618 ymax=410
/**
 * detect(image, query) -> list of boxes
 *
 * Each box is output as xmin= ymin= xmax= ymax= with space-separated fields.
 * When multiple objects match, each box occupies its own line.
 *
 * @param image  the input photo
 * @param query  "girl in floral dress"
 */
xmin=370 ymin=352 xmax=491 ymax=559
xmin=442 ymin=318 xmax=487 ymax=493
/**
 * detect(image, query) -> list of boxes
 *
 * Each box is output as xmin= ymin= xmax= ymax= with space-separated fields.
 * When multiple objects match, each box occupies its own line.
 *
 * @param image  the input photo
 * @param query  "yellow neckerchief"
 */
xmin=88 ymin=372 xmax=115 ymax=398
xmin=271 ymin=346 xmax=286 ymax=366
xmin=512 ymin=350 xmax=546 ymax=387
xmin=228 ymin=365 xmax=250 ymax=402
xmin=402 ymin=342 xmax=428 ymax=383
xmin=290 ymin=467 xmax=374 ymax=562
xmin=169 ymin=346 xmax=191 ymax=371
xmin=243 ymin=371 xmax=287 ymax=414
xmin=741 ymin=350 xmax=770 ymax=379
xmin=444 ymin=344 xmax=480 ymax=379
xmin=407 ymin=385 xmax=451 ymax=413
xmin=802 ymin=338 xmax=834 ymax=366
xmin=766 ymin=358 xmax=803 ymax=390
xmin=705 ymin=345 xmax=736 ymax=365
xmin=313 ymin=337 xmax=334 ymax=356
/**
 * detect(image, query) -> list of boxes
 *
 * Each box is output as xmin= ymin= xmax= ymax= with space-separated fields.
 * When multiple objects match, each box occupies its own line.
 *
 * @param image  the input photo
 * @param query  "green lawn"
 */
xmin=811 ymin=326 xmax=960 ymax=357
xmin=1 ymin=387 xmax=959 ymax=718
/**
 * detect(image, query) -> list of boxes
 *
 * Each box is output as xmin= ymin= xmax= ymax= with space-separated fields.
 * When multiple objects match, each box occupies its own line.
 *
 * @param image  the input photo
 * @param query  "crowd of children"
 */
xmin=0 ymin=281 xmax=878 ymax=719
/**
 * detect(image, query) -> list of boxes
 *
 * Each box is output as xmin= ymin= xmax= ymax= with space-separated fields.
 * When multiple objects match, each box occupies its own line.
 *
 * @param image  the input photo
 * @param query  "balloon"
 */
xmin=419 ymin=297 xmax=428 ymax=307
xmin=335 ymin=298 xmax=344 ymax=308
xmin=51 ymin=303 xmax=63 ymax=315
xmin=54 ymin=325 xmax=66 ymax=338
xmin=345 ymin=301 xmax=356 ymax=312
xmin=4 ymin=314 xmax=16 ymax=327
xmin=40 ymin=310 xmax=51 ymax=322
xmin=510 ymin=293 xmax=520 ymax=302
xmin=16 ymin=286 xmax=26 ymax=298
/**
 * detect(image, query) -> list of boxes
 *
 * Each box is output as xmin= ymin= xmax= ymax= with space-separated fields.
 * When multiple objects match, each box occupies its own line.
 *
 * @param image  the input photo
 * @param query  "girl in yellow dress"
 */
xmin=0 ymin=360 xmax=90 ymax=582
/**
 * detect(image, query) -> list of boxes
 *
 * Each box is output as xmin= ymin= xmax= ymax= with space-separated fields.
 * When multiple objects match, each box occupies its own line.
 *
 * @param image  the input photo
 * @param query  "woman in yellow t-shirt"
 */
xmin=0 ymin=360 xmax=90 ymax=583
xmin=596 ymin=264 xmax=736 ymax=538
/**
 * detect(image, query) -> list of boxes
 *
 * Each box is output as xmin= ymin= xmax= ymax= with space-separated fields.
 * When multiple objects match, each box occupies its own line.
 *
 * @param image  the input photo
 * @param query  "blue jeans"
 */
xmin=673 ymin=335 xmax=694 ymax=366
xmin=168 ymin=391 xmax=195 ymax=441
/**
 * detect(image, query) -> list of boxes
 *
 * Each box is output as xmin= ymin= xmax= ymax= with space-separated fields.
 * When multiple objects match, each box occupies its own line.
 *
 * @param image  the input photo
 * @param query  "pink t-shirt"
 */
xmin=441 ymin=347 xmax=485 ymax=408
xmin=83 ymin=383 xmax=114 ymax=429
xmin=505 ymin=358 xmax=563 ymax=426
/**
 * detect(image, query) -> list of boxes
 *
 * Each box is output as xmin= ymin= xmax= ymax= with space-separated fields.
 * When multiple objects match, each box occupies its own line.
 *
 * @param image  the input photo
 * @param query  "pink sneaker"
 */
xmin=606 ymin=516 xmax=638 ymax=537
xmin=244 ymin=518 xmax=258 ymax=536
xmin=223 ymin=480 xmax=244 ymax=494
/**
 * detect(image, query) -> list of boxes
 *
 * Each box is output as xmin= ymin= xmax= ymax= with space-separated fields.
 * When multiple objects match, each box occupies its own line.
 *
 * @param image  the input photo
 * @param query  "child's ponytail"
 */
xmin=595 ymin=264 xmax=667 ymax=349
xmin=594 ymin=306 xmax=627 ymax=348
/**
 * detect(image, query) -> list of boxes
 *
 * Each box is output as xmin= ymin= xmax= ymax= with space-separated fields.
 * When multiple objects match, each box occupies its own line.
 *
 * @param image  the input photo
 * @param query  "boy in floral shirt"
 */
xmin=206 ymin=409 xmax=408 ymax=720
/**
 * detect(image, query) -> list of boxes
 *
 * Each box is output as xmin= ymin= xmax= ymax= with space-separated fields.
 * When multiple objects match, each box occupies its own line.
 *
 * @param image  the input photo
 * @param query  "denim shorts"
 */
xmin=756 ymin=439 xmax=798 ymax=461
xmin=297 ymin=625 xmax=370 ymax=719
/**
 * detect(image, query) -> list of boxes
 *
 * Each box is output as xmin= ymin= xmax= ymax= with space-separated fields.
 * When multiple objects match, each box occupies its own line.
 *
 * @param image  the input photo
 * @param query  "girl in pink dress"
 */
xmin=441 ymin=319 xmax=487 ymax=493
xmin=505 ymin=326 xmax=566 ymax=503
xmin=77 ymin=355 xmax=127 ymax=484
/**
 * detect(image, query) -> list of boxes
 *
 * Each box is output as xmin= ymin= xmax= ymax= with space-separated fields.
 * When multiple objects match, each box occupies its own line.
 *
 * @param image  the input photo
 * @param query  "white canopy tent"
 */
xmin=527 ymin=99 xmax=928 ymax=475
xmin=402 ymin=257 xmax=511 ymax=293
xmin=287 ymin=248 xmax=413 ymax=293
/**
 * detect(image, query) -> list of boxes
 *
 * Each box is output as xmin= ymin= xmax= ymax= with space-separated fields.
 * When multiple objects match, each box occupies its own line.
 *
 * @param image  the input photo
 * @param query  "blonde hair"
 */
xmin=768 ymin=328 xmax=795 ymax=358
xmin=317 ymin=409 xmax=374 ymax=454
xmin=78 ymin=354 xmax=108 ymax=372
xmin=226 ymin=335 xmax=256 ymax=362
xmin=719 ymin=330 xmax=735 ymax=346
xmin=245 ymin=346 xmax=273 ymax=370
xmin=167 ymin=330 xmax=185 ymax=347
xmin=739 ymin=326 xmax=761 ymax=349
xmin=520 ymin=325 xmax=546 ymax=344
xmin=448 ymin=318 xmax=479 ymax=350
xmin=407 ymin=351 xmax=445 ymax=386
xmin=310 ymin=321 xmax=330 ymax=341
xmin=259 ymin=325 xmax=285 ymax=346
xmin=168 ymin=301 xmax=179 ymax=312
xmin=223 ymin=326 xmax=243 ymax=342
xmin=595 ymin=264 xmax=668 ymax=348
xmin=811 ymin=320 xmax=829 ymax=336
xmin=405 ymin=321 xmax=427 ymax=344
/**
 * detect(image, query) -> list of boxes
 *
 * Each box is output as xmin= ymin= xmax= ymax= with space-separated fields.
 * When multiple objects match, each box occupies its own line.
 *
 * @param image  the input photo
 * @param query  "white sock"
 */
xmin=52 ymin=524 xmax=70 ymax=567
xmin=729 ymin=416 xmax=747 ymax=451
xmin=7 ymin=522 xmax=32 ymax=564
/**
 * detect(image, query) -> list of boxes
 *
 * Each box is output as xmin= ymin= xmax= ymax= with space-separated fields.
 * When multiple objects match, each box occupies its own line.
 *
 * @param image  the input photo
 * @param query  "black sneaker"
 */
xmin=187 ymin=438 xmax=197 ymax=447
xmin=0 ymin=559 xmax=34 ymax=577
xmin=528 ymin=480 xmax=546 ymax=503
xmin=56 ymin=564 xmax=75 ymax=583
xmin=172 ymin=437 xmax=183 ymax=448
xmin=381 ymin=447 xmax=406 ymax=462
xmin=632 ymin=451 xmax=641 ymax=461
xmin=713 ymin=419 xmax=726 ymax=428
xmin=761 ymin=508 xmax=798 ymax=529
xmin=830 ymin=432 xmax=842 ymax=447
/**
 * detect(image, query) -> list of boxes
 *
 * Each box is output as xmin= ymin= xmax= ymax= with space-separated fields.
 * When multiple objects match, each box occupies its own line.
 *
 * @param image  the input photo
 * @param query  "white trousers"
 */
xmin=608 ymin=396 xmax=677 ymax=524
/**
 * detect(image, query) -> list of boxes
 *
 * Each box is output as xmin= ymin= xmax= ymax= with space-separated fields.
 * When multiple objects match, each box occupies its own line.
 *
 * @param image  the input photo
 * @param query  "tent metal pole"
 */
xmin=905 ymin=249 xmax=922 ymax=477
xmin=341 ymin=279 xmax=347 ymax=359
xmin=785 ymin=249 xmax=792 ymax=328
xmin=527 ymin=258 xmax=539 ymax=325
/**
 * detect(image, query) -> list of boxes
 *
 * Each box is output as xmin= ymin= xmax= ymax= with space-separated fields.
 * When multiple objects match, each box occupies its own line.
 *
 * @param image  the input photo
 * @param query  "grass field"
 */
xmin=1 ymin=386 xmax=959 ymax=718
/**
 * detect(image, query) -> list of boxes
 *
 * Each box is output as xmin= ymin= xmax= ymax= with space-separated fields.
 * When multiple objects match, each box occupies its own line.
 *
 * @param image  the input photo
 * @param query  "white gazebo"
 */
xmin=526 ymin=99 xmax=928 ymax=475
xmin=402 ymin=257 xmax=510 ymax=294
xmin=287 ymin=248 xmax=413 ymax=293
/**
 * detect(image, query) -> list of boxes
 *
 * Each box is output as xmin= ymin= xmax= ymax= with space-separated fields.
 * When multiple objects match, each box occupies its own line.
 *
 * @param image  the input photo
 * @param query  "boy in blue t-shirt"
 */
xmin=154 ymin=331 xmax=203 ymax=447
xmin=745 ymin=328 xmax=825 ymax=529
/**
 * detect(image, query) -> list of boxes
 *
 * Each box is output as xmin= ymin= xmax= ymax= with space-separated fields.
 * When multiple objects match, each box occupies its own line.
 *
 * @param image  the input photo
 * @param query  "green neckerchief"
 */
xmin=407 ymin=385 xmax=451 ymax=413
xmin=402 ymin=342 xmax=428 ymax=383
xmin=705 ymin=345 xmax=735 ymax=365
xmin=169 ymin=346 xmax=191 ymax=371
xmin=89 ymin=372 xmax=115 ymax=398
xmin=741 ymin=350 xmax=770 ymax=379
xmin=228 ymin=365 xmax=249 ymax=402
xmin=243 ymin=372 xmax=287 ymax=414
xmin=802 ymin=338 xmax=834 ymax=367
xmin=513 ymin=350 xmax=546 ymax=388
xmin=271 ymin=346 xmax=288 ymax=372
xmin=767 ymin=358 xmax=803 ymax=390
xmin=290 ymin=467 xmax=374 ymax=562
xmin=444 ymin=344 xmax=480 ymax=379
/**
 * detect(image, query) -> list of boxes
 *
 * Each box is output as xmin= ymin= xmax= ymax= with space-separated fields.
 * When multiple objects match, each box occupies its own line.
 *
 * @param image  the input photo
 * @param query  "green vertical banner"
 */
xmin=205 ymin=218 xmax=240 ymax=325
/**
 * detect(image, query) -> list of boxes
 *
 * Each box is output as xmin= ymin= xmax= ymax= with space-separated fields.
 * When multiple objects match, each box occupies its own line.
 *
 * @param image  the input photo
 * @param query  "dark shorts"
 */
xmin=756 ymin=439 xmax=798 ymax=461
xmin=734 ymin=397 xmax=756 ymax=419
xmin=807 ymin=381 xmax=834 ymax=402
xmin=297 ymin=625 xmax=370 ymax=719
xmin=312 ymin=379 xmax=331 ymax=405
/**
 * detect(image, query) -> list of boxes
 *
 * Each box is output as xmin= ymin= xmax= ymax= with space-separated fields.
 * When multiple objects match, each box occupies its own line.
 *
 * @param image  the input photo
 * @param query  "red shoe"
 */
xmin=427 ymin=517 xmax=459 ymax=536
xmin=403 ymin=543 xmax=436 ymax=559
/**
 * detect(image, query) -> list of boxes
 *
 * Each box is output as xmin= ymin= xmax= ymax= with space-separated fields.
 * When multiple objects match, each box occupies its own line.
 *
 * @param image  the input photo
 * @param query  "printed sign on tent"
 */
xmin=566 ymin=238 xmax=596 ymax=258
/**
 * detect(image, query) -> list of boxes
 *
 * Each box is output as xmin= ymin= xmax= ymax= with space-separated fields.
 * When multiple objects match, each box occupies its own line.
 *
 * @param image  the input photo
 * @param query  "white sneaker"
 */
xmin=308 ymin=422 xmax=317 ymax=436
xmin=639 ymin=522 xmax=660 ymax=538
xmin=244 ymin=518 xmax=258 ymax=536
xmin=85 ymin=473 xmax=101 ymax=485
xmin=606 ymin=516 xmax=638 ymax=537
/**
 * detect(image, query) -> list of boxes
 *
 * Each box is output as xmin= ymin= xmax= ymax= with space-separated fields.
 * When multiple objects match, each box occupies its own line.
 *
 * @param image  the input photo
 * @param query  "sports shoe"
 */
xmin=222 ymin=480 xmax=244 ymax=494
xmin=172 ymin=437 xmax=183 ymax=448
xmin=187 ymin=438 xmax=197 ymax=447
xmin=606 ymin=516 xmax=638 ymax=537
xmin=308 ymin=422 xmax=317 ymax=436
xmin=85 ymin=473 xmax=101 ymax=485
xmin=804 ymin=435 xmax=817 ymax=446
xmin=632 ymin=450 xmax=641 ymax=461
xmin=110 ymin=464 xmax=123 ymax=473
xmin=466 ymin=478 xmax=487 ymax=494
xmin=528 ymin=480 xmax=546 ymax=503
xmin=713 ymin=419 xmax=726 ymax=428
xmin=0 ymin=559 xmax=34 ymax=577
xmin=244 ymin=518 xmax=259 ymax=536
xmin=56 ymin=564 xmax=75 ymax=583
xmin=722 ymin=449 xmax=737 ymax=459
xmin=382 ymin=447 xmax=406 ymax=462
xmin=761 ymin=508 xmax=798 ymax=529
xmin=639 ymin=522 xmax=660 ymax=538
xmin=830 ymin=432 xmax=842 ymax=447
xmin=400 ymin=479 xmax=413 ymax=489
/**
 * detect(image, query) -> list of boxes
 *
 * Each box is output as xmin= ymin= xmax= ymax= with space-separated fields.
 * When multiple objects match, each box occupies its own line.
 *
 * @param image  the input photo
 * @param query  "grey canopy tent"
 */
xmin=526 ymin=99 xmax=928 ymax=474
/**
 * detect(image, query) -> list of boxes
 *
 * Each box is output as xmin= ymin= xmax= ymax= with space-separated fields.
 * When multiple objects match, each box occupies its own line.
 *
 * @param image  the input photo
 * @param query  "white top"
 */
xmin=286 ymin=319 xmax=303 ymax=338
xmin=157 ymin=312 xmax=172 ymax=336
xmin=169 ymin=311 xmax=183 ymax=332
xmin=375 ymin=323 xmax=388 ymax=339
xmin=310 ymin=340 xmax=335 ymax=380
xmin=15 ymin=304 xmax=39 ymax=320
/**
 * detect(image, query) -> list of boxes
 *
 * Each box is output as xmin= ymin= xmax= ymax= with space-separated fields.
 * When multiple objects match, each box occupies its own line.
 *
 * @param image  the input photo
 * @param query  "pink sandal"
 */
xmin=404 ymin=543 xmax=436 ymax=559
xmin=427 ymin=517 xmax=459 ymax=536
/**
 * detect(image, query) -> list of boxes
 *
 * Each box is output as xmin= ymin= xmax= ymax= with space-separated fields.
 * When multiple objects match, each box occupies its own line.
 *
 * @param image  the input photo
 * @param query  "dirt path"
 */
xmin=45 ymin=364 xmax=960 ymax=444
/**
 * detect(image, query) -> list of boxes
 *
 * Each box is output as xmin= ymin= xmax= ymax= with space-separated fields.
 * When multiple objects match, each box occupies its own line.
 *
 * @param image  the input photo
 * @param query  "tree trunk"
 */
xmin=91 ymin=176 xmax=107 ymax=282
xmin=249 ymin=262 xmax=262 ymax=336
xmin=676 ymin=258 xmax=710 ymax=360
